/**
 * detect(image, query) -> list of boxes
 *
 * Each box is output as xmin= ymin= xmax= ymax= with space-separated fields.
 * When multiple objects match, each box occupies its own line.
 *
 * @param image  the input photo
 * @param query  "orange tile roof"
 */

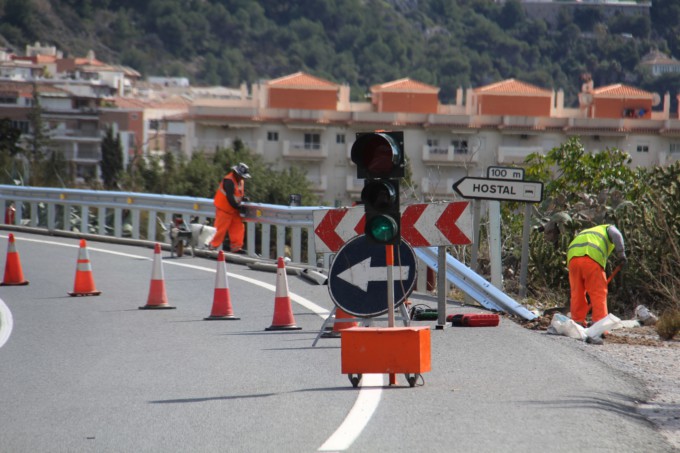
xmin=268 ymin=72 xmax=338 ymax=89
xmin=593 ymin=84 xmax=653 ymax=98
xmin=371 ymin=78 xmax=439 ymax=93
xmin=474 ymin=78 xmax=552 ymax=96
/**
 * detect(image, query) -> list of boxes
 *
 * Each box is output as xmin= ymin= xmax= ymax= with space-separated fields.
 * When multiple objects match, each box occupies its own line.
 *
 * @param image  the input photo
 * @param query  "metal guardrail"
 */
xmin=0 ymin=185 xmax=328 ymax=266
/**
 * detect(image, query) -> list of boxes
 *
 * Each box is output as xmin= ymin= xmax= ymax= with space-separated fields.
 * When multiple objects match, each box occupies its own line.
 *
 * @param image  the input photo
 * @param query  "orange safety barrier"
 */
xmin=204 ymin=251 xmax=240 ymax=320
xmin=265 ymin=256 xmax=301 ymax=331
xmin=1 ymin=233 xmax=29 ymax=286
xmin=139 ymin=243 xmax=175 ymax=310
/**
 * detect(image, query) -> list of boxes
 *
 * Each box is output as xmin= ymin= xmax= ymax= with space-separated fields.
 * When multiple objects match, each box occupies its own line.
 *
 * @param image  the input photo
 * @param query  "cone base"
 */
xmin=68 ymin=290 xmax=101 ymax=297
xmin=265 ymin=325 xmax=302 ymax=331
xmin=204 ymin=315 xmax=240 ymax=321
xmin=139 ymin=305 xmax=176 ymax=310
xmin=1 ymin=281 xmax=29 ymax=286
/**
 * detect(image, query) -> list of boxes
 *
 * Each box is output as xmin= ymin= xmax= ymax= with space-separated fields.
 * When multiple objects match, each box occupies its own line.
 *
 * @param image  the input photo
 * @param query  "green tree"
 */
xmin=100 ymin=126 xmax=124 ymax=190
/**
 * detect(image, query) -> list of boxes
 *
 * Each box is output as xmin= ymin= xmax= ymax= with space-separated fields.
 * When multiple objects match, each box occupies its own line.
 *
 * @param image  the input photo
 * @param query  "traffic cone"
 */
xmin=332 ymin=308 xmax=358 ymax=333
xmin=322 ymin=307 xmax=358 ymax=338
xmin=68 ymin=239 xmax=101 ymax=296
xmin=265 ymin=256 xmax=301 ymax=331
xmin=139 ymin=243 xmax=175 ymax=310
xmin=204 ymin=251 xmax=239 ymax=320
xmin=1 ymin=234 xmax=29 ymax=286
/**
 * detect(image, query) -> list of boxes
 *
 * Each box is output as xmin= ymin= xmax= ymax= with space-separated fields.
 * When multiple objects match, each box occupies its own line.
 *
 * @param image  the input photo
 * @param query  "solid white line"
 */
xmin=317 ymin=374 xmax=383 ymax=452
xmin=4 ymin=235 xmax=378 ymax=450
xmin=0 ymin=298 xmax=14 ymax=349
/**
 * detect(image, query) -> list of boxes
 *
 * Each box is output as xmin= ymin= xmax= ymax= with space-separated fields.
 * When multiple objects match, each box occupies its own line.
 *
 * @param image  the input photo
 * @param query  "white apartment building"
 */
xmin=177 ymin=73 xmax=680 ymax=207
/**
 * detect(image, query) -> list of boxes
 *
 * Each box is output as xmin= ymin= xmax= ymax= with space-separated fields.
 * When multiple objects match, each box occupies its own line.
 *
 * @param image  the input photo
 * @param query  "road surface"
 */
xmin=0 ymin=232 xmax=674 ymax=452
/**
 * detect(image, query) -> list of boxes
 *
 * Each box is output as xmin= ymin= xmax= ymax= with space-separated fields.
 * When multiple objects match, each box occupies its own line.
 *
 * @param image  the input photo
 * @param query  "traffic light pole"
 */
xmin=386 ymin=244 xmax=395 ymax=328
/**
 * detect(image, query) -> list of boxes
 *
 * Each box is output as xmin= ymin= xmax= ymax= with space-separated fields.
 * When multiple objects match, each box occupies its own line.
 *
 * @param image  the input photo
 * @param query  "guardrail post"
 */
xmin=147 ymin=210 xmax=157 ymax=241
xmin=292 ymin=227 xmax=301 ymax=263
xmin=31 ymin=202 xmax=39 ymax=227
xmin=47 ymin=204 xmax=55 ymax=230
xmin=131 ymin=210 xmax=140 ymax=239
xmin=261 ymin=224 xmax=271 ymax=259
xmin=276 ymin=225 xmax=285 ymax=258
xmin=98 ymin=208 xmax=107 ymax=235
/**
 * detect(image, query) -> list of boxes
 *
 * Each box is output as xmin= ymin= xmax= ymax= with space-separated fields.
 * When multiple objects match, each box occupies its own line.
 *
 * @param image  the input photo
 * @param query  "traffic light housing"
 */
xmin=350 ymin=131 xmax=404 ymax=245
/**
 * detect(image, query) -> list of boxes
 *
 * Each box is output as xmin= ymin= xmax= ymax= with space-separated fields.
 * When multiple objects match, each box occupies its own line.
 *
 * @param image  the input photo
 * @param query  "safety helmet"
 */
xmin=231 ymin=162 xmax=251 ymax=179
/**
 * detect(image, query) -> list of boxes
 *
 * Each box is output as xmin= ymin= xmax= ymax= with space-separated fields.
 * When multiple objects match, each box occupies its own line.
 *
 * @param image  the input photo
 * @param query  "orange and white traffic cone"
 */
xmin=332 ymin=307 xmax=358 ymax=333
xmin=204 ymin=251 xmax=239 ymax=320
xmin=265 ymin=256 xmax=301 ymax=331
xmin=68 ymin=239 xmax=101 ymax=296
xmin=321 ymin=307 xmax=358 ymax=338
xmin=1 ymin=233 xmax=29 ymax=286
xmin=139 ymin=243 xmax=175 ymax=310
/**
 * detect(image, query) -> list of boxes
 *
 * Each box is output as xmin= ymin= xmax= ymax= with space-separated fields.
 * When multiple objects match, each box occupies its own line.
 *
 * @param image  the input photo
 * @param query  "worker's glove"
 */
xmin=239 ymin=204 xmax=247 ymax=216
xmin=617 ymin=254 xmax=628 ymax=267
xmin=241 ymin=196 xmax=250 ymax=202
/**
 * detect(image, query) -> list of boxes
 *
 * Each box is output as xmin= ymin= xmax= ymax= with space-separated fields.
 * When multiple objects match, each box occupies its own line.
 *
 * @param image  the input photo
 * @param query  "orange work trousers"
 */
xmin=210 ymin=208 xmax=245 ymax=252
xmin=568 ymin=255 xmax=608 ymax=326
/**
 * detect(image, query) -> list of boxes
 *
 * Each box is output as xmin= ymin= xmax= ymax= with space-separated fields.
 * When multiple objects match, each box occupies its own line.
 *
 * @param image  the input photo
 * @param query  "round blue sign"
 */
xmin=328 ymin=235 xmax=417 ymax=317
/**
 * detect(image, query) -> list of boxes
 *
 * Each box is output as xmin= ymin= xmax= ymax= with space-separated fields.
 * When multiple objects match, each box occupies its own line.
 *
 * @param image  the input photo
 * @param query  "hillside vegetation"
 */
xmin=1 ymin=0 xmax=680 ymax=105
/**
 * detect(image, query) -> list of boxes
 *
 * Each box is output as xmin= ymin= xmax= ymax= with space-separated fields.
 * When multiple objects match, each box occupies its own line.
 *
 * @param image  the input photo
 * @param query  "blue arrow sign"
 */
xmin=328 ymin=235 xmax=417 ymax=317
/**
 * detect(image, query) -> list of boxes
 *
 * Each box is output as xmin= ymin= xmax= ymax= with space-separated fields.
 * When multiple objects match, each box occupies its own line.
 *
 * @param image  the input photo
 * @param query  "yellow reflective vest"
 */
xmin=567 ymin=224 xmax=615 ymax=268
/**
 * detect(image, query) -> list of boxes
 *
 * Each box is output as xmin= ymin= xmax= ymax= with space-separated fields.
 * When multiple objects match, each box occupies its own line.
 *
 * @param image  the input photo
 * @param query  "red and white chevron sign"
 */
xmin=313 ymin=202 xmax=472 ymax=252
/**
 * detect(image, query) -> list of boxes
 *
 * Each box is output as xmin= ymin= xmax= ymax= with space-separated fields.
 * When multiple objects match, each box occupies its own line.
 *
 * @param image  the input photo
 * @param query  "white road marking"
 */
xmin=0 ymin=298 xmax=13 ymax=349
xmin=3 ymin=235 xmax=382 ymax=451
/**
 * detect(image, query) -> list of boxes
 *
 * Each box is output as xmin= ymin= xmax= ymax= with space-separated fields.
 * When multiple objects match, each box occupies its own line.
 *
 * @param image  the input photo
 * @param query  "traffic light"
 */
xmin=350 ymin=131 xmax=404 ymax=245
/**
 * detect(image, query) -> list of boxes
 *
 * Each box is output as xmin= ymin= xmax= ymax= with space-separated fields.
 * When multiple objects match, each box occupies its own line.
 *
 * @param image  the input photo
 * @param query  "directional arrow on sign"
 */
xmin=453 ymin=177 xmax=543 ymax=203
xmin=313 ymin=207 xmax=365 ymax=253
xmin=337 ymin=257 xmax=411 ymax=292
xmin=314 ymin=202 xmax=472 ymax=252
xmin=401 ymin=202 xmax=472 ymax=247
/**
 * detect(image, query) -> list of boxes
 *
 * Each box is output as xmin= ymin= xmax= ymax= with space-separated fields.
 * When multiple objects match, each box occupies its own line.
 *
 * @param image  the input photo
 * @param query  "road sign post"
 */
xmin=452 ymin=169 xmax=544 ymax=294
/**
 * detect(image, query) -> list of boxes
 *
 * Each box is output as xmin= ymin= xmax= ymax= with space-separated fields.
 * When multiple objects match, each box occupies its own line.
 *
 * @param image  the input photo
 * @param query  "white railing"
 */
xmin=0 ymin=185 xmax=329 ymax=266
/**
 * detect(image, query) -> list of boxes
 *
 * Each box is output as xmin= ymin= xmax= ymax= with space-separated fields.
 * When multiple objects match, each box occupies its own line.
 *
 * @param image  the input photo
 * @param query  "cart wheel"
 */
xmin=406 ymin=374 xmax=416 ymax=387
xmin=348 ymin=374 xmax=362 ymax=388
xmin=176 ymin=241 xmax=184 ymax=257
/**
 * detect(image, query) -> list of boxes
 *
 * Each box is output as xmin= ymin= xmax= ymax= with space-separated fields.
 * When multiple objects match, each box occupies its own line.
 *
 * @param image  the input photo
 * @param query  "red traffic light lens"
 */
xmin=351 ymin=133 xmax=401 ymax=178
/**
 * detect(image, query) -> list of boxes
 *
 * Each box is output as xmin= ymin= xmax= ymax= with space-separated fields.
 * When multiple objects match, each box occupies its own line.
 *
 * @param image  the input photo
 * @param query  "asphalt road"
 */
xmin=0 ymin=232 xmax=675 ymax=453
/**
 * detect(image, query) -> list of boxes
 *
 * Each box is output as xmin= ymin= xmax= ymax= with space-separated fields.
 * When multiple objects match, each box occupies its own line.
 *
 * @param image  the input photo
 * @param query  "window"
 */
xmin=336 ymin=134 xmax=345 ymax=144
xmin=267 ymin=131 xmax=279 ymax=141
xmin=304 ymin=133 xmax=320 ymax=150
xmin=11 ymin=120 xmax=29 ymax=134
xmin=636 ymin=145 xmax=649 ymax=153
xmin=451 ymin=139 xmax=468 ymax=155
xmin=670 ymin=143 xmax=680 ymax=154
xmin=427 ymin=138 xmax=439 ymax=147
xmin=0 ymin=96 xmax=17 ymax=104
xmin=149 ymin=119 xmax=160 ymax=130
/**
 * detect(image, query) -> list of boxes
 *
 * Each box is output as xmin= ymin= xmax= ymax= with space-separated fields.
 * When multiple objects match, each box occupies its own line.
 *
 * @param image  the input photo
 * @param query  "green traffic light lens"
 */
xmin=367 ymin=215 xmax=398 ymax=243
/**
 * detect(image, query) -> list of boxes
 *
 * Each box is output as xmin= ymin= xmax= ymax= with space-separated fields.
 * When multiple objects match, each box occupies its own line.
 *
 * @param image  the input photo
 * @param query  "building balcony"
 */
xmin=49 ymin=128 xmax=101 ymax=142
xmin=658 ymin=150 xmax=680 ymax=166
xmin=346 ymin=175 xmax=363 ymax=194
xmin=420 ymin=177 xmax=455 ymax=196
xmin=422 ymin=144 xmax=478 ymax=166
xmin=308 ymin=175 xmax=328 ymax=193
xmin=282 ymin=141 xmax=328 ymax=160
xmin=497 ymin=146 xmax=544 ymax=164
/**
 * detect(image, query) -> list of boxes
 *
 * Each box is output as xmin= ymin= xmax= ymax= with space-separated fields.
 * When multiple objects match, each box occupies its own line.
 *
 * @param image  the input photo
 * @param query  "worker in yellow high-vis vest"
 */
xmin=566 ymin=224 xmax=626 ymax=326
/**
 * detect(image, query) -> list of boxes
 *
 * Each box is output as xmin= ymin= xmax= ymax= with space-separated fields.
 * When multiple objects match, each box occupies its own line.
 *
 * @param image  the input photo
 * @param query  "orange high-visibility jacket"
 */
xmin=213 ymin=172 xmax=244 ymax=214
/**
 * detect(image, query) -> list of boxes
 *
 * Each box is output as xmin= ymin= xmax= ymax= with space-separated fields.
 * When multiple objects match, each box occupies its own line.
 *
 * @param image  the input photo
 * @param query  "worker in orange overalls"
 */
xmin=566 ymin=224 xmax=626 ymax=327
xmin=208 ymin=163 xmax=251 ymax=253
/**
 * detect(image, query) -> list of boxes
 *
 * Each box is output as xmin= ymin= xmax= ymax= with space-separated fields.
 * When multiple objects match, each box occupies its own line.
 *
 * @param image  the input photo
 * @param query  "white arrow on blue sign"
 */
xmin=328 ymin=235 xmax=417 ymax=317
